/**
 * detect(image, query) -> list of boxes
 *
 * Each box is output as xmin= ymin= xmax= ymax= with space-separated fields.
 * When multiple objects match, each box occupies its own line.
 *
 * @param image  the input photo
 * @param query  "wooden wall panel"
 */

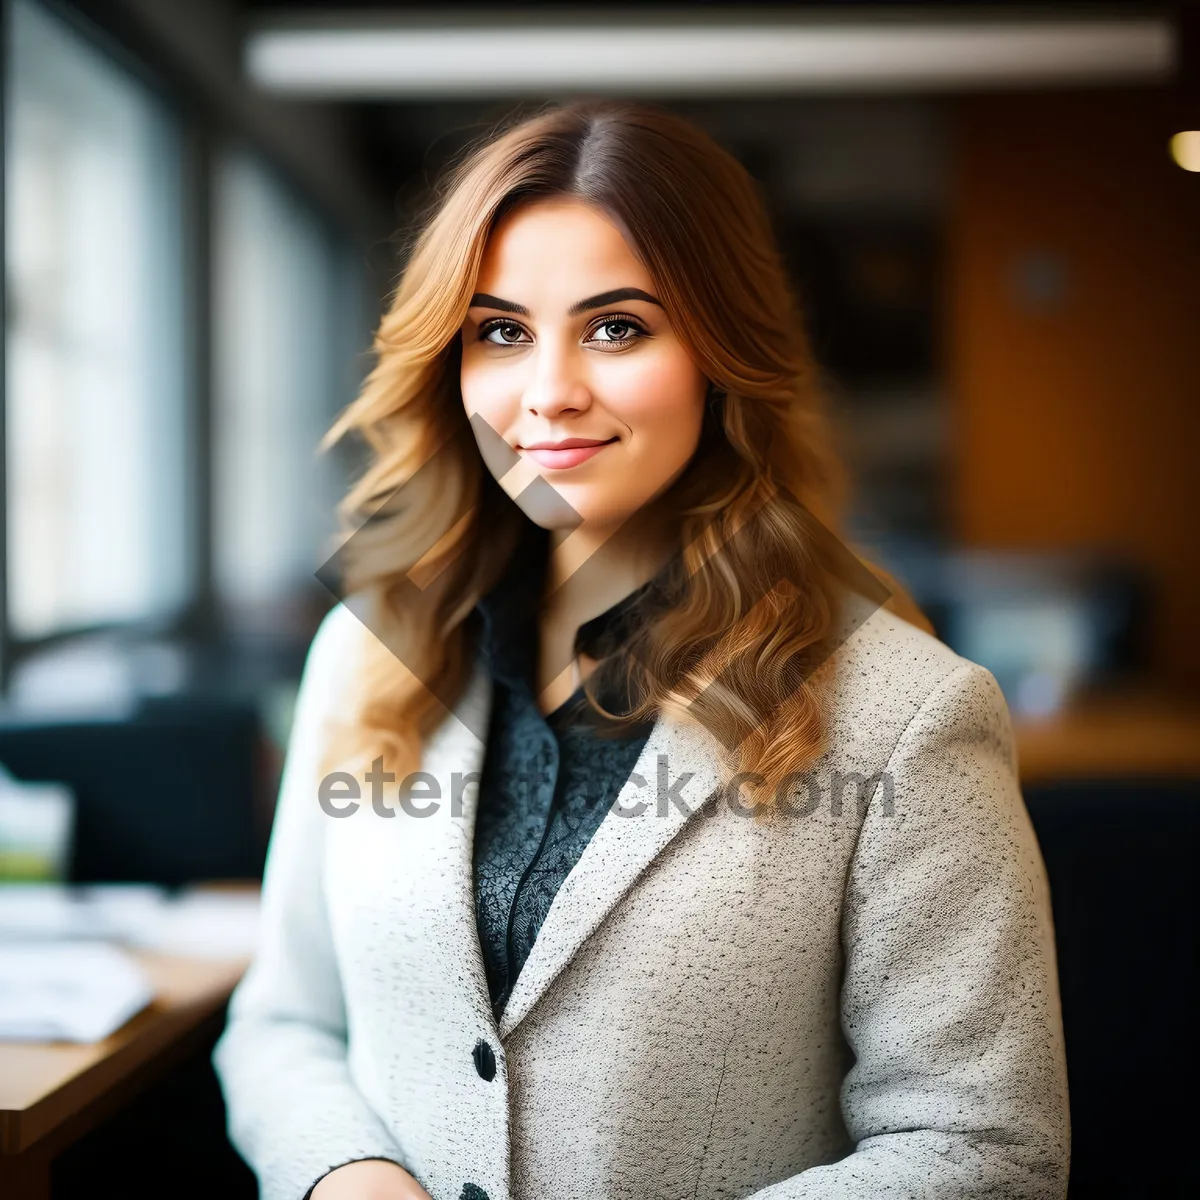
xmin=947 ymin=91 xmax=1200 ymax=686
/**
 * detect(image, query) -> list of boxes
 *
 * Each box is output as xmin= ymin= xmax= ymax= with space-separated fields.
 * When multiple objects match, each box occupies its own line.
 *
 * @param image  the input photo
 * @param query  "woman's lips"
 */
xmin=522 ymin=439 xmax=617 ymax=469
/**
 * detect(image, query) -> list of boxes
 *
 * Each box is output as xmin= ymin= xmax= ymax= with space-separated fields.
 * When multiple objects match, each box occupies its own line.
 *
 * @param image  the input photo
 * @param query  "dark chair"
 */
xmin=0 ymin=696 xmax=268 ymax=886
xmin=1023 ymin=779 xmax=1199 ymax=1198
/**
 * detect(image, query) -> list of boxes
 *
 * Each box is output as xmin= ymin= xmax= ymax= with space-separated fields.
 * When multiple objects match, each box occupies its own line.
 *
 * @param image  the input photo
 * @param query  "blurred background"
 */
xmin=0 ymin=2 xmax=1196 ymax=1197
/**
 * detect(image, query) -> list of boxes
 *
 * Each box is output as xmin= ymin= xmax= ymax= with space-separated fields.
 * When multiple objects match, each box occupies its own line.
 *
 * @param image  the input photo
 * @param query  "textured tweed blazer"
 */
xmin=213 ymin=599 xmax=1071 ymax=1200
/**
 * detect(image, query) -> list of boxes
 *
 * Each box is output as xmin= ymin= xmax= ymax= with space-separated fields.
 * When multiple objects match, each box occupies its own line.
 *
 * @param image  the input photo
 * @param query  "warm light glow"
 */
xmin=1169 ymin=131 xmax=1200 ymax=172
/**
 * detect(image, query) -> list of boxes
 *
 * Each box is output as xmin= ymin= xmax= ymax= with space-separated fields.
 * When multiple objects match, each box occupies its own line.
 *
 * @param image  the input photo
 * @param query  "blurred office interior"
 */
xmin=0 ymin=2 xmax=1197 ymax=1197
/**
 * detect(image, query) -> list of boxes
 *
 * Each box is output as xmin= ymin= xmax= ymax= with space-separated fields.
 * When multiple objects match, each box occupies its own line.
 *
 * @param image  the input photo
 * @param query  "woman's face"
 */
xmin=459 ymin=197 xmax=708 ymax=538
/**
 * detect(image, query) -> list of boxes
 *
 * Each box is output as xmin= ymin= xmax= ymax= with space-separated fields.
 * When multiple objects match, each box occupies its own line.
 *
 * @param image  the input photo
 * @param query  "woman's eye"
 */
xmin=481 ymin=322 xmax=529 ymax=346
xmin=479 ymin=315 xmax=645 ymax=347
xmin=588 ymin=318 xmax=645 ymax=345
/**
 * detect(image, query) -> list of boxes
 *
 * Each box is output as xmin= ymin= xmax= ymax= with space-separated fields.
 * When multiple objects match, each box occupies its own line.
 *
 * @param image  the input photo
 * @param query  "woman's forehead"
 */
xmin=476 ymin=199 xmax=647 ymax=292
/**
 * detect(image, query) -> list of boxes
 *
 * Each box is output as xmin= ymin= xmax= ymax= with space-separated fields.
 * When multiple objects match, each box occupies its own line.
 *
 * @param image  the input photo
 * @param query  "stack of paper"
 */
xmin=0 ymin=883 xmax=260 ymax=959
xmin=0 ymin=940 xmax=153 ymax=1042
xmin=140 ymin=890 xmax=260 ymax=959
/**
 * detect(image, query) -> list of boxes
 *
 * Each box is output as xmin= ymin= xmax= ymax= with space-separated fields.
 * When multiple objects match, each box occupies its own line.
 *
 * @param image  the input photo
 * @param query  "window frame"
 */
xmin=0 ymin=0 xmax=373 ymax=691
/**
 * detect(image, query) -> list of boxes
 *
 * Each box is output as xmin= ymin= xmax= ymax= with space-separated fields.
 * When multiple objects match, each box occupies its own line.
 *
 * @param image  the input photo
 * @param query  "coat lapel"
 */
xmin=497 ymin=712 xmax=725 ymax=1041
xmin=416 ymin=659 xmax=496 ymax=1023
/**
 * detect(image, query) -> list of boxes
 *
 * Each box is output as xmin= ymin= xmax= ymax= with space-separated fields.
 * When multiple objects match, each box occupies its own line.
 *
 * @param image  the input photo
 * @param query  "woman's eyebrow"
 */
xmin=467 ymin=287 xmax=662 ymax=317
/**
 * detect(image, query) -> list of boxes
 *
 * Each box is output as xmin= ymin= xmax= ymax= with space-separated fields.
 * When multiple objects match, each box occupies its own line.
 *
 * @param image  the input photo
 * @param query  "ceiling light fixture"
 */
xmin=244 ymin=16 xmax=1175 ymax=99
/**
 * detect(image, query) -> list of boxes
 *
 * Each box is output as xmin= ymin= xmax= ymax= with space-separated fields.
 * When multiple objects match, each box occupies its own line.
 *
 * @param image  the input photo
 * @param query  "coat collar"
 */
xmin=432 ymin=658 xmax=725 ymax=1043
xmin=496 ymin=706 xmax=724 ymax=1039
xmin=473 ymin=517 xmax=667 ymax=709
xmin=435 ymin=520 xmax=724 ymax=1040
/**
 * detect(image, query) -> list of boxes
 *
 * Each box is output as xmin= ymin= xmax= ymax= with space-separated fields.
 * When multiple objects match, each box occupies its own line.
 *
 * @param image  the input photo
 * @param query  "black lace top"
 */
xmin=470 ymin=520 xmax=663 ymax=1022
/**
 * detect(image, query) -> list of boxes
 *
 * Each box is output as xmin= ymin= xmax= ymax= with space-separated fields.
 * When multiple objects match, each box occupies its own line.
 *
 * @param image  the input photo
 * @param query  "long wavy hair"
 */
xmin=320 ymin=97 xmax=920 ymax=817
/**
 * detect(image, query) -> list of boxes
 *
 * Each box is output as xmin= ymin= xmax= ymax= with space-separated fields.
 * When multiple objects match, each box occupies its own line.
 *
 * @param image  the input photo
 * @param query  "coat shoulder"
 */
xmin=311 ymin=596 xmax=369 ymax=658
xmin=836 ymin=604 xmax=968 ymax=695
xmin=821 ymin=604 xmax=1002 ymax=769
xmin=298 ymin=598 xmax=375 ymax=714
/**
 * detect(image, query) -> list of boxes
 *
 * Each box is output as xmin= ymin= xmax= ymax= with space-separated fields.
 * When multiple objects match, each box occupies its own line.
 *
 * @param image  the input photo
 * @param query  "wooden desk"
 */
xmin=0 ymin=949 xmax=249 ymax=1200
xmin=1015 ymin=690 xmax=1200 ymax=784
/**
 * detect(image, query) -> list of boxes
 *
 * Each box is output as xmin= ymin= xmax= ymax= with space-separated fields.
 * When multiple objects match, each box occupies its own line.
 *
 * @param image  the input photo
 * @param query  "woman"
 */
xmin=213 ymin=99 xmax=1070 ymax=1200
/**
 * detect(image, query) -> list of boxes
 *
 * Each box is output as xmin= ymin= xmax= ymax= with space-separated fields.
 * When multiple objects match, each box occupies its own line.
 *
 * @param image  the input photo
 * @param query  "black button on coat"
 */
xmin=472 ymin=1037 xmax=496 ymax=1081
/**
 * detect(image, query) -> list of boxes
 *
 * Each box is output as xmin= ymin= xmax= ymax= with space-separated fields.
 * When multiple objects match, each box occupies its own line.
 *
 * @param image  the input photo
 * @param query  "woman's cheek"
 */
xmin=462 ymin=380 xmax=514 ymax=433
xmin=622 ymin=396 xmax=704 ymax=472
xmin=621 ymin=352 xmax=703 ymax=420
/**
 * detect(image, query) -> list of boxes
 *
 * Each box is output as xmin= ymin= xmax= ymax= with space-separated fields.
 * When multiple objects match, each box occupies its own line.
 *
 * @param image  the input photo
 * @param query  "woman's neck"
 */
xmin=533 ymin=508 xmax=678 ymax=715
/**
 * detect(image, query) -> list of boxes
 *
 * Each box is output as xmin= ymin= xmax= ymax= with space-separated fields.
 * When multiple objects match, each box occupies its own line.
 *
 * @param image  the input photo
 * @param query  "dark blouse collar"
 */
xmin=473 ymin=519 xmax=669 ymax=710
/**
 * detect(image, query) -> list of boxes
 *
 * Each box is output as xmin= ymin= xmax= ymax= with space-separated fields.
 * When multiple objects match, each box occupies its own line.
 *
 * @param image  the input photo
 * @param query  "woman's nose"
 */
xmin=523 ymin=342 xmax=592 ymax=418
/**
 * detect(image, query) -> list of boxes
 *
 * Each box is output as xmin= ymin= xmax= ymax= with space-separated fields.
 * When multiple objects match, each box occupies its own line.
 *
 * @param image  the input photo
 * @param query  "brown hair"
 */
xmin=321 ymin=97 xmax=922 ymax=815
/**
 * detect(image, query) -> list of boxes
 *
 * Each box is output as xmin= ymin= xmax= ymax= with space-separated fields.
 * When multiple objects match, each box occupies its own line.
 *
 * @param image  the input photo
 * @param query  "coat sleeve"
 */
xmin=212 ymin=604 xmax=409 ymax=1200
xmin=747 ymin=660 xmax=1071 ymax=1199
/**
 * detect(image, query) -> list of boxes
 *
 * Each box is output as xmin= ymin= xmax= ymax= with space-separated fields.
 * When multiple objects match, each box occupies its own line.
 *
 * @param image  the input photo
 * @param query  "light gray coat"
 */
xmin=213 ymin=600 xmax=1071 ymax=1200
